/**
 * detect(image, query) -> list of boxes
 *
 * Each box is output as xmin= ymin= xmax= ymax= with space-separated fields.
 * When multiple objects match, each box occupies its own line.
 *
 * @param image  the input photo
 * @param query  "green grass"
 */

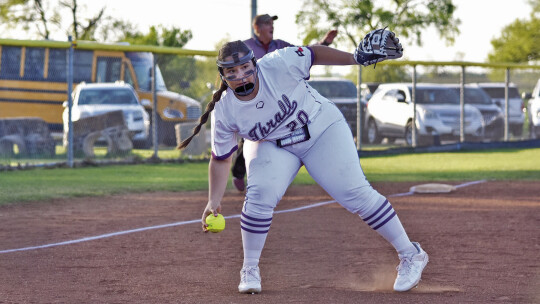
xmin=359 ymin=148 xmax=540 ymax=182
xmin=1 ymin=147 xmax=539 ymax=205
xmin=0 ymin=145 xmax=193 ymax=167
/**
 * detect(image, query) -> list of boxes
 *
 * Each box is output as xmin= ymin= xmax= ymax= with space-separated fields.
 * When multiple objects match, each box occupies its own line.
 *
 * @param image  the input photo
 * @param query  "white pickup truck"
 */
xmin=526 ymin=79 xmax=540 ymax=139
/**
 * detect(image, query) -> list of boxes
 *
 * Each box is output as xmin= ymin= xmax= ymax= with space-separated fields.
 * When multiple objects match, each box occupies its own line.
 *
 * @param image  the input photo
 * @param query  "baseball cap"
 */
xmin=253 ymin=14 xmax=278 ymax=26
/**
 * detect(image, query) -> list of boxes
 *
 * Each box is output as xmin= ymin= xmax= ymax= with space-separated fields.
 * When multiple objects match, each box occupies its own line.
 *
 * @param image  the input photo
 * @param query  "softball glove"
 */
xmin=354 ymin=28 xmax=403 ymax=67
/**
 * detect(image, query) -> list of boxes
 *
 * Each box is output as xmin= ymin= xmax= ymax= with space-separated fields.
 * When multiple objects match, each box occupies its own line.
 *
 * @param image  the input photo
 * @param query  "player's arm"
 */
xmin=310 ymin=45 xmax=357 ymax=66
xmin=202 ymin=155 xmax=232 ymax=231
xmin=312 ymin=28 xmax=403 ymax=67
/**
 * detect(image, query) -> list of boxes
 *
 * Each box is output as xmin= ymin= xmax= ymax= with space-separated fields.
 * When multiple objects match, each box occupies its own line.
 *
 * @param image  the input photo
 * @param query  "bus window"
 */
xmin=96 ymin=57 xmax=122 ymax=83
xmin=73 ymin=50 xmax=93 ymax=83
xmin=0 ymin=46 xmax=22 ymax=79
xmin=47 ymin=48 xmax=67 ymax=82
xmin=24 ymin=47 xmax=45 ymax=80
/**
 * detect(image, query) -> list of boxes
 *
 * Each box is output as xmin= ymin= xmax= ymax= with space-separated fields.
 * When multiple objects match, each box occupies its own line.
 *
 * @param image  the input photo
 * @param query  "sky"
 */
xmin=2 ymin=0 xmax=534 ymax=63
xmin=84 ymin=0 xmax=532 ymax=62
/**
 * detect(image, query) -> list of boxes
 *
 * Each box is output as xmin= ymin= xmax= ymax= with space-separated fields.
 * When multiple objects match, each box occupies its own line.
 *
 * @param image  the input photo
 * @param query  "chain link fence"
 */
xmin=1 ymin=38 xmax=540 ymax=168
xmin=0 ymin=39 xmax=217 ymax=168
xmin=328 ymin=61 xmax=540 ymax=151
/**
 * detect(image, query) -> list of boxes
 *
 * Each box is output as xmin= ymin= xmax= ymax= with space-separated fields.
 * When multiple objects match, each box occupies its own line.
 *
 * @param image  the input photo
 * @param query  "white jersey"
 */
xmin=211 ymin=46 xmax=331 ymax=159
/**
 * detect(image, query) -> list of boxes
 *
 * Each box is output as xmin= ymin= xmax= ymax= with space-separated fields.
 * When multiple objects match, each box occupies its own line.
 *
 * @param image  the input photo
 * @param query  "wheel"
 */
xmin=405 ymin=121 xmax=414 ymax=146
xmin=405 ymin=121 xmax=432 ymax=146
xmin=367 ymin=119 xmax=382 ymax=144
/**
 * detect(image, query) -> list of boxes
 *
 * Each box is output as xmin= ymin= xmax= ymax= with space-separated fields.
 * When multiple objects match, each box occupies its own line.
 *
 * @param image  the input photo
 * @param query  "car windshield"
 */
xmin=78 ymin=88 xmax=139 ymax=105
xmin=412 ymin=88 xmax=460 ymax=104
xmin=480 ymin=87 xmax=521 ymax=99
xmin=448 ymin=87 xmax=493 ymax=104
xmin=308 ymin=81 xmax=357 ymax=98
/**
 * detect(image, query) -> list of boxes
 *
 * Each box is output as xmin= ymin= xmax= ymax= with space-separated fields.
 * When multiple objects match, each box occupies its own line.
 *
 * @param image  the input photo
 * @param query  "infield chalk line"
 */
xmin=0 ymin=180 xmax=486 ymax=254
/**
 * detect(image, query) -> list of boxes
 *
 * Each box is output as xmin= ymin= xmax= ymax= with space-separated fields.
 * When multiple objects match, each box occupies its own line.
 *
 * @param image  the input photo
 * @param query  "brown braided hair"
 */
xmin=177 ymin=81 xmax=227 ymax=150
xmin=177 ymin=40 xmax=252 ymax=150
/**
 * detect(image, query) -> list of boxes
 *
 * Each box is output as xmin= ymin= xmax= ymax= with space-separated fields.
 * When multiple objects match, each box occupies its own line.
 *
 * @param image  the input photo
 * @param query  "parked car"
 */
xmin=474 ymin=82 xmax=525 ymax=137
xmin=307 ymin=78 xmax=367 ymax=140
xmin=365 ymin=83 xmax=484 ymax=146
xmin=524 ymin=78 xmax=540 ymax=138
xmin=360 ymin=82 xmax=380 ymax=103
xmin=63 ymin=82 xmax=150 ymax=147
xmin=446 ymin=84 xmax=504 ymax=141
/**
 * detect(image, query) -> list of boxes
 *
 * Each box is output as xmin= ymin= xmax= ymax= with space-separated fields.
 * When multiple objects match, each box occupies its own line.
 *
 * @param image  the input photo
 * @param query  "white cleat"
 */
xmin=393 ymin=242 xmax=429 ymax=292
xmin=238 ymin=265 xmax=262 ymax=294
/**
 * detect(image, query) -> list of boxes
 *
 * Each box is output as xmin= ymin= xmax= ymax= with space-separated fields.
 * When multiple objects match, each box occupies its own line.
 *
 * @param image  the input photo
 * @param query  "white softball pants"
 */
xmin=239 ymin=101 xmax=415 ymax=268
xmin=242 ymin=101 xmax=385 ymax=218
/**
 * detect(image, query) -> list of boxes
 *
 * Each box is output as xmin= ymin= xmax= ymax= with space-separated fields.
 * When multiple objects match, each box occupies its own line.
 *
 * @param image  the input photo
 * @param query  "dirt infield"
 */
xmin=1 ymin=181 xmax=539 ymax=303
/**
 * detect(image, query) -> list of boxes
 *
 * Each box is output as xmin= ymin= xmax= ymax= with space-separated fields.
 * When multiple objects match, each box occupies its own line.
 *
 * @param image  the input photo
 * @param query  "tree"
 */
xmin=296 ymin=0 xmax=460 ymax=48
xmin=114 ymin=24 xmax=217 ymax=102
xmin=113 ymin=23 xmax=192 ymax=49
xmin=488 ymin=18 xmax=540 ymax=64
xmin=297 ymin=0 xmax=460 ymax=83
xmin=0 ymin=0 xmax=105 ymax=40
xmin=0 ymin=0 xmax=60 ymax=39
xmin=529 ymin=0 xmax=540 ymax=18
xmin=115 ymin=24 xmax=195 ymax=94
xmin=487 ymin=1 xmax=540 ymax=63
xmin=59 ymin=0 xmax=105 ymax=40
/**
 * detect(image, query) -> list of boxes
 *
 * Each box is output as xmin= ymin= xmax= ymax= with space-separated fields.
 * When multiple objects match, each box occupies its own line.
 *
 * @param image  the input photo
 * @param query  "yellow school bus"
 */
xmin=0 ymin=39 xmax=202 ymax=145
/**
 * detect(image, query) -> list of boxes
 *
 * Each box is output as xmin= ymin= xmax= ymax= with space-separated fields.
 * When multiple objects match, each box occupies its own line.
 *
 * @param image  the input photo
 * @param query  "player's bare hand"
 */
xmin=201 ymin=202 xmax=222 ymax=232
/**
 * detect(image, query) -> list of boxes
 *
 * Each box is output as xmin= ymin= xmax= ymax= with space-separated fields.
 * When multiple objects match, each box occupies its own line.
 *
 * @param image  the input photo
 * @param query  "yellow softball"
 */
xmin=205 ymin=213 xmax=226 ymax=233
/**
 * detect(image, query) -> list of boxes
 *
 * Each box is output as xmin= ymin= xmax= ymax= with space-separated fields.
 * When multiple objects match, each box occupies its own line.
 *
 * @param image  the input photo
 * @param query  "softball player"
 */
xmin=230 ymin=14 xmax=338 ymax=192
xmin=179 ymin=38 xmax=428 ymax=294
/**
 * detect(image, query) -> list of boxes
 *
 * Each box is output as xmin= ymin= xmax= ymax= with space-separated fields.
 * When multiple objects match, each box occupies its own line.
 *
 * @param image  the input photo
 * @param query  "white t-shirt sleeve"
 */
xmin=271 ymin=46 xmax=314 ymax=80
xmin=210 ymin=108 xmax=238 ymax=160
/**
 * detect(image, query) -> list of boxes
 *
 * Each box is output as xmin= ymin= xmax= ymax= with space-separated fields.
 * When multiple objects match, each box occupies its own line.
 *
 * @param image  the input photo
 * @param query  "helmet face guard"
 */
xmin=217 ymin=50 xmax=257 ymax=96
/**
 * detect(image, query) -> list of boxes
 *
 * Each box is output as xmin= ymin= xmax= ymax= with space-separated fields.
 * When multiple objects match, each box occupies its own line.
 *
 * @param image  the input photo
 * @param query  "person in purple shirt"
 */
xmin=231 ymin=14 xmax=338 ymax=191
xmin=244 ymin=14 xmax=337 ymax=59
